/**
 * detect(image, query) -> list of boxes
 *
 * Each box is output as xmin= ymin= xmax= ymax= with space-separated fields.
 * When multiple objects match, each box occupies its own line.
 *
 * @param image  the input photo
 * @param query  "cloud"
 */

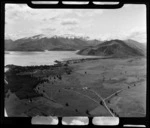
xmin=127 ymin=31 xmax=146 ymax=43
xmin=92 ymin=10 xmax=104 ymax=15
xmin=49 ymin=17 xmax=59 ymax=21
xmin=73 ymin=9 xmax=103 ymax=17
xmin=5 ymin=4 xmax=32 ymax=21
xmin=94 ymin=27 xmax=146 ymax=43
xmin=61 ymin=18 xmax=79 ymax=26
xmin=5 ymin=4 xmax=145 ymax=42
xmin=122 ymin=27 xmax=146 ymax=43
xmin=5 ymin=4 xmax=74 ymax=38
xmin=5 ymin=4 xmax=72 ymax=23
xmin=5 ymin=4 xmax=104 ymax=39
xmin=41 ymin=28 xmax=56 ymax=33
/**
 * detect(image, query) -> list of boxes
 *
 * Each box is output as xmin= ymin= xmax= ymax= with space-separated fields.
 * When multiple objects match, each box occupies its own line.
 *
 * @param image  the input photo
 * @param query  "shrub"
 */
xmin=85 ymin=110 xmax=90 ymax=115
xmin=100 ymin=101 xmax=103 ymax=105
xmin=65 ymin=103 xmax=69 ymax=106
xmin=75 ymin=109 xmax=78 ymax=112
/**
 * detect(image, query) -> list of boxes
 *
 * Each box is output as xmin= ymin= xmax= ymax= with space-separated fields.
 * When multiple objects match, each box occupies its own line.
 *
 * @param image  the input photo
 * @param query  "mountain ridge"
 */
xmin=77 ymin=39 xmax=146 ymax=58
xmin=5 ymin=35 xmax=103 ymax=51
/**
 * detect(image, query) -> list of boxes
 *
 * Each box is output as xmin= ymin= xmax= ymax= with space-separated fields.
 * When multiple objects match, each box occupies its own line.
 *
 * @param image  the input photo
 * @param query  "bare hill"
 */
xmin=77 ymin=39 xmax=146 ymax=58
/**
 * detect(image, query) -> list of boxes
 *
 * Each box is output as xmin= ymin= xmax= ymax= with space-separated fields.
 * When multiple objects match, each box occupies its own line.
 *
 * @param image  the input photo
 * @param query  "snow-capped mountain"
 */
xmin=5 ymin=34 xmax=103 ymax=51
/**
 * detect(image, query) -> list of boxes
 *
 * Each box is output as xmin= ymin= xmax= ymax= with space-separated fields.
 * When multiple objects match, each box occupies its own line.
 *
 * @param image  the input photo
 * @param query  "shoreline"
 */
xmin=4 ymin=50 xmax=143 ymax=68
xmin=5 ymin=56 xmax=111 ymax=68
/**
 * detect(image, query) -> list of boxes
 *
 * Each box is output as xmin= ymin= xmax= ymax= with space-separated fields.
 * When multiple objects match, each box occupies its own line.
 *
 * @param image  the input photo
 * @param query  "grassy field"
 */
xmin=5 ymin=57 xmax=146 ymax=117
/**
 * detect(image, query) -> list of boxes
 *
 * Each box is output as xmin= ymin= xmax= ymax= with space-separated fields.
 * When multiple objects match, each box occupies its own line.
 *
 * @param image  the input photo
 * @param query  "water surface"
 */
xmin=5 ymin=51 xmax=100 ymax=66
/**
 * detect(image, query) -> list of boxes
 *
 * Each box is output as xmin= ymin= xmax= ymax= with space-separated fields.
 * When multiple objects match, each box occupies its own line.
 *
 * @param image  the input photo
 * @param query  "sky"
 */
xmin=5 ymin=4 xmax=146 ymax=43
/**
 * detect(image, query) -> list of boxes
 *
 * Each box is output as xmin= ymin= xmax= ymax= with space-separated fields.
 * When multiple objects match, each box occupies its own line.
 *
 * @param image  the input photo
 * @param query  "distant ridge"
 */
xmin=5 ymin=34 xmax=103 ymax=51
xmin=77 ymin=39 xmax=146 ymax=58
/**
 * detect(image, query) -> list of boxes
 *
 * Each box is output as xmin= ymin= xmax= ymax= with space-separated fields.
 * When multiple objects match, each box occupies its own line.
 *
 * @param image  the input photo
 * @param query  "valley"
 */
xmin=5 ymin=56 xmax=146 ymax=117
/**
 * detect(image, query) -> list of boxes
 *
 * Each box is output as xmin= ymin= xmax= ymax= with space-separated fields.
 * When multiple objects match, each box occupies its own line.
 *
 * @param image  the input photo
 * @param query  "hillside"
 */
xmin=5 ymin=35 xmax=102 ymax=51
xmin=124 ymin=39 xmax=146 ymax=55
xmin=77 ymin=39 xmax=146 ymax=58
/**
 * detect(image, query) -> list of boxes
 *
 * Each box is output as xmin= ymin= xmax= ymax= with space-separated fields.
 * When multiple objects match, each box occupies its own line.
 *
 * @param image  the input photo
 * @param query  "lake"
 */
xmin=4 ymin=51 xmax=99 ymax=66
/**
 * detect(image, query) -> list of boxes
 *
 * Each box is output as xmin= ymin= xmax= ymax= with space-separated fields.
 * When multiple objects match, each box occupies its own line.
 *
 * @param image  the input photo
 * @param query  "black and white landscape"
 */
xmin=4 ymin=4 xmax=146 ymax=118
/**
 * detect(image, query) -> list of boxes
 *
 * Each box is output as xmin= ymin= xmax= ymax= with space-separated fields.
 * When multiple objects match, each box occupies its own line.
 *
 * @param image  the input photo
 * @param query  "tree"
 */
xmin=65 ymin=102 xmax=69 ymax=106
xmin=58 ymin=75 xmax=62 ymax=80
xmin=29 ymin=98 xmax=32 ymax=103
xmin=67 ymin=72 xmax=71 ymax=75
xmin=115 ymin=113 xmax=119 ymax=117
xmin=64 ymin=63 xmax=68 ymax=67
xmin=86 ymin=110 xmax=90 ymax=115
xmin=75 ymin=109 xmax=78 ymax=112
xmin=110 ymin=108 xmax=113 ymax=113
xmin=26 ymin=95 xmax=29 ymax=99
xmin=100 ymin=101 xmax=103 ymax=105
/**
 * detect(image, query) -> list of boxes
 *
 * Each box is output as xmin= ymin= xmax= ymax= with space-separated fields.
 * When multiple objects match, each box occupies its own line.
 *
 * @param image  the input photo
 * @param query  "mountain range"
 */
xmin=5 ymin=34 xmax=146 ymax=58
xmin=5 ymin=35 xmax=102 ymax=51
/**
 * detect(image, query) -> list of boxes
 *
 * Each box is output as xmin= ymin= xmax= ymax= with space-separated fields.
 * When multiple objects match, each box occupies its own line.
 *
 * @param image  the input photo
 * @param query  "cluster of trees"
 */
xmin=56 ymin=75 xmax=62 ymax=80
xmin=109 ymin=108 xmax=119 ymax=117
xmin=39 ymin=79 xmax=49 ymax=84
xmin=64 ymin=67 xmax=72 ymax=75
xmin=65 ymin=102 xmax=69 ymax=106
xmin=85 ymin=110 xmax=90 ymax=115
xmin=5 ymin=63 xmax=74 ymax=102
xmin=6 ymin=64 xmax=70 ymax=75
xmin=5 ymin=69 xmax=47 ymax=99
xmin=6 ymin=65 xmax=53 ymax=74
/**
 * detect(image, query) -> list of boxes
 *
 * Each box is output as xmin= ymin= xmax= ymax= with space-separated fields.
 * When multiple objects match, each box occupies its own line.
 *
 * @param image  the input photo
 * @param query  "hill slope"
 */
xmin=77 ymin=39 xmax=146 ymax=58
xmin=124 ymin=39 xmax=146 ymax=55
